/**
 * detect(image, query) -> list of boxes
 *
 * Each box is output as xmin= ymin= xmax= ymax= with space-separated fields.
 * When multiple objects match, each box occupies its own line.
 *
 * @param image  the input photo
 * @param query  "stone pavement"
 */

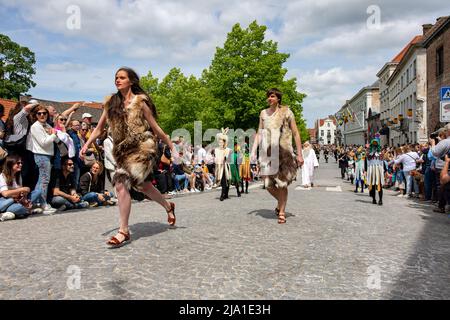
xmin=0 ymin=159 xmax=449 ymax=300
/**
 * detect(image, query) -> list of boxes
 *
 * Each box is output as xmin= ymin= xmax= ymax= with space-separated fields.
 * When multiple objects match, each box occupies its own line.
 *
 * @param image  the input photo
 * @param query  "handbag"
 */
xmin=14 ymin=194 xmax=32 ymax=211
xmin=160 ymin=146 xmax=171 ymax=165
xmin=83 ymin=152 xmax=96 ymax=166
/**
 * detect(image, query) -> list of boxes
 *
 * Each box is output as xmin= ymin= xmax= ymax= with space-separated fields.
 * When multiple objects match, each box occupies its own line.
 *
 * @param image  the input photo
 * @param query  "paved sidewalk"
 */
xmin=0 ymin=159 xmax=449 ymax=299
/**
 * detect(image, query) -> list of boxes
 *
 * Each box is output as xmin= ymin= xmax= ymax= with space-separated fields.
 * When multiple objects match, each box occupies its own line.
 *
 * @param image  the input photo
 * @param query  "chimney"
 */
xmin=422 ymin=23 xmax=433 ymax=35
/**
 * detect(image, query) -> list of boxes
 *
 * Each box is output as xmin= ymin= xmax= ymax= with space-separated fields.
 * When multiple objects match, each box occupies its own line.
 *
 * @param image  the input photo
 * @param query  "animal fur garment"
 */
xmin=260 ymin=106 xmax=298 ymax=189
xmin=105 ymin=94 xmax=158 ymax=190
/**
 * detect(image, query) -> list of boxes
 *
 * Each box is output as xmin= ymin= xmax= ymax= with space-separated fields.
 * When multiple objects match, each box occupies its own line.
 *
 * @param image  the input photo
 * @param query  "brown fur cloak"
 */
xmin=259 ymin=106 xmax=298 ymax=188
xmin=105 ymin=94 xmax=158 ymax=191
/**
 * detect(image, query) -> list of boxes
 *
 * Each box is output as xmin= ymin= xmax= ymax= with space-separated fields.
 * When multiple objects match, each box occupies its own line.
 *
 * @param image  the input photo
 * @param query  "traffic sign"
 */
xmin=440 ymin=101 xmax=450 ymax=122
xmin=441 ymin=87 xmax=450 ymax=100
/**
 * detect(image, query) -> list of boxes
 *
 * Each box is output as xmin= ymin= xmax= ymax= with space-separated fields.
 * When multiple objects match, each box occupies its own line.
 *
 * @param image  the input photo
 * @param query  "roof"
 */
xmin=391 ymin=35 xmax=422 ymax=63
xmin=0 ymin=98 xmax=19 ymax=122
xmin=422 ymin=16 xmax=450 ymax=47
xmin=386 ymin=35 xmax=424 ymax=85
xmin=31 ymin=98 xmax=103 ymax=122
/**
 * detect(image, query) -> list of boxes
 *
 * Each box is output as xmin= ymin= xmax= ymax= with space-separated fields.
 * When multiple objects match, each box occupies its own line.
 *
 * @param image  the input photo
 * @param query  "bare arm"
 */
xmin=80 ymin=108 xmax=107 ymax=156
xmin=251 ymin=111 xmax=264 ymax=159
xmin=1 ymin=187 xmax=30 ymax=198
xmin=289 ymin=117 xmax=304 ymax=167
xmin=142 ymin=103 xmax=174 ymax=151
xmin=61 ymin=102 xmax=81 ymax=118
xmin=440 ymin=156 xmax=450 ymax=184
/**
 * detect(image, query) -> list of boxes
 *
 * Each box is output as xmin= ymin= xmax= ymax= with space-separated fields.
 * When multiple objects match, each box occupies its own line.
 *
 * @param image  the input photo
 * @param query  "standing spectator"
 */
xmin=50 ymin=158 xmax=89 ymax=211
xmin=26 ymin=105 xmax=58 ymax=214
xmin=430 ymin=124 xmax=450 ymax=213
xmin=103 ymin=135 xmax=116 ymax=184
xmin=67 ymin=120 xmax=83 ymax=189
xmin=81 ymin=112 xmax=93 ymax=126
xmin=4 ymin=101 xmax=36 ymax=188
xmin=197 ymin=143 xmax=207 ymax=165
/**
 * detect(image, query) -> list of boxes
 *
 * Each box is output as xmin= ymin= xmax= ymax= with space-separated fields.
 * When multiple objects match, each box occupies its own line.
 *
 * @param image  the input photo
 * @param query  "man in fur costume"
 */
xmin=81 ymin=67 xmax=177 ymax=248
xmin=366 ymin=135 xmax=384 ymax=205
xmin=251 ymin=88 xmax=304 ymax=224
xmin=215 ymin=128 xmax=232 ymax=201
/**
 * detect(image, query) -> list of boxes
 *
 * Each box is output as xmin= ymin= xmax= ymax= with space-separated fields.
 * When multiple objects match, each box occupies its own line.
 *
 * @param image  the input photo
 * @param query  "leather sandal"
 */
xmin=275 ymin=207 xmax=280 ymax=216
xmin=167 ymin=202 xmax=176 ymax=226
xmin=278 ymin=214 xmax=286 ymax=224
xmin=107 ymin=230 xmax=131 ymax=248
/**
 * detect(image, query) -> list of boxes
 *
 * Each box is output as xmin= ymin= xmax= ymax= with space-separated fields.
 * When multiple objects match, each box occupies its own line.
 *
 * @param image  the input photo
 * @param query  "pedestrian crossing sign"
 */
xmin=441 ymin=87 xmax=450 ymax=100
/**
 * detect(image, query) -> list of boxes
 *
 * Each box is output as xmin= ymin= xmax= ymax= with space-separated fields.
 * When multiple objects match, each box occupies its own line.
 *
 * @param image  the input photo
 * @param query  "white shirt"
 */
xmin=0 ymin=173 xmax=21 ymax=192
xmin=197 ymin=148 xmax=207 ymax=164
xmin=26 ymin=121 xmax=58 ymax=156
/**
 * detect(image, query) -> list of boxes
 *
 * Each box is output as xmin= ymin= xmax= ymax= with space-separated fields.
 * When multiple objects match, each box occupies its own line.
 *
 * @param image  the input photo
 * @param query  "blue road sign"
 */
xmin=441 ymin=87 xmax=450 ymax=100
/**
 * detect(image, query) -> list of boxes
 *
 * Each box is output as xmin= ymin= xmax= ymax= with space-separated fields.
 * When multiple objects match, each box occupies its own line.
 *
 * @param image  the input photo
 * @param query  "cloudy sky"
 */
xmin=1 ymin=0 xmax=448 ymax=127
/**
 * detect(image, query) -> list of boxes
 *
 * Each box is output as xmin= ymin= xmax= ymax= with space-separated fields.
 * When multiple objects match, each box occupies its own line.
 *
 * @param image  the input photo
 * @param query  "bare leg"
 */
xmin=278 ymin=187 xmax=288 ymax=218
xmin=140 ymin=181 xmax=174 ymax=220
xmin=267 ymin=186 xmax=281 ymax=209
xmin=112 ymin=182 xmax=132 ymax=242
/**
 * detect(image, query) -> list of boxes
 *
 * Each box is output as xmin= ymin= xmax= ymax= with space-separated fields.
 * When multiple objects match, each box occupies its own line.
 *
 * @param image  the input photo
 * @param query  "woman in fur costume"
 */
xmin=251 ymin=88 xmax=304 ymax=224
xmin=215 ymin=128 xmax=232 ymax=201
xmin=80 ymin=67 xmax=177 ymax=248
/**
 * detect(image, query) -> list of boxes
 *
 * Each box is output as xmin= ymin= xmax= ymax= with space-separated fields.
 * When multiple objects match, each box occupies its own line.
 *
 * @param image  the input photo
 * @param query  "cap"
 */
xmin=82 ymin=113 xmax=93 ymax=119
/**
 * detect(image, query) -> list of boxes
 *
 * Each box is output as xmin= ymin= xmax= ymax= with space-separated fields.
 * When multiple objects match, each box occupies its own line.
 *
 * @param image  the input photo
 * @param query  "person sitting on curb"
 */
xmin=50 ymin=158 xmax=89 ymax=212
xmin=79 ymin=160 xmax=116 ymax=207
xmin=0 ymin=155 xmax=44 ymax=220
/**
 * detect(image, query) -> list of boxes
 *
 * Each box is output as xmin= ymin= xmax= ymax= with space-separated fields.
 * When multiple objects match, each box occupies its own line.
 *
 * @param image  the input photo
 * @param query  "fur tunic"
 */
xmin=259 ymin=106 xmax=298 ymax=189
xmin=105 ymin=94 xmax=158 ymax=191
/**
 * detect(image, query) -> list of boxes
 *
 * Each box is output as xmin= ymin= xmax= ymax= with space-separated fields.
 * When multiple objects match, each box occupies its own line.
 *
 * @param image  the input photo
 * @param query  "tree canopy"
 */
xmin=0 ymin=34 xmax=36 ymax=99
xmin=141 ymin=21 xmax=308 ymax=143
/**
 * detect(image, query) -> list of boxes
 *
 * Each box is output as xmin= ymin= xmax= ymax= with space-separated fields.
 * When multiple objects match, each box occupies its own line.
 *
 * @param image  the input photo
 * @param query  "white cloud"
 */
xmin=297 ymin=66 xmax=379 ymax=126
xmin=45 ymin=62 xmax=87 ymax=72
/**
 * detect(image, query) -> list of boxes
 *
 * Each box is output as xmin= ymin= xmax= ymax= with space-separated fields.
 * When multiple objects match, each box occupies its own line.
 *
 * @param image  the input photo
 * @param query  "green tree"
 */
xmin=202 ymin=21 xmax=307 ymax=140
xmin=0 ymin=34 xmax=36 ymax=99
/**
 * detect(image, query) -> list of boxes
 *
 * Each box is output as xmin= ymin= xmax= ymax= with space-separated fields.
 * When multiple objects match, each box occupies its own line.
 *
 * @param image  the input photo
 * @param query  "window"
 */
xmin=436 ymin=46 xmax=444 ymax=77
xmin=321 ymin=130 xmax=324 ymax=137
xmin=406 ymin=67 xmax=409 ymax=83
xmin=327 ymin=122 xmax=330 ymax=127
xmin=413 ymin=59 xmax=417 ymax=79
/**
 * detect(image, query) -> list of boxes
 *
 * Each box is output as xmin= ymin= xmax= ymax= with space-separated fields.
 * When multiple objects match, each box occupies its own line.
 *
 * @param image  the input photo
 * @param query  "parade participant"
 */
xmin=354 ymin=146 xmax=366 ymax=193
xmin=239 ymin=138 xmax=251 ymax=194
xmin=347 ymin=150 xmax=355 ymax=185
xmin=230 ymin=142 xmax=242 ymax=197
xmin=251 ymin=88 xmax=304 ymax=224
xmin=80 ymin=67 xmax=177 ymax=248
xmin=215 ymin=128 xmax=232 ymax=201
xmin=366 ymin=135 xmax=384 ymax=205
xmin=301 ymin=141 xmax=319 ymax=188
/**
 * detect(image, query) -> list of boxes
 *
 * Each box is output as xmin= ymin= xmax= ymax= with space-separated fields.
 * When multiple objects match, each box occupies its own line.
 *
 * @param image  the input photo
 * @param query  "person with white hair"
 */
xmin=301 ymin=141 xmax=319 ymax=188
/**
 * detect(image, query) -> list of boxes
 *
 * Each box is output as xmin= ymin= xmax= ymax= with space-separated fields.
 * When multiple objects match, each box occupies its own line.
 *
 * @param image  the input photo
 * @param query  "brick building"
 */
xmin=422 ymin=16 xmax=450 ymax=133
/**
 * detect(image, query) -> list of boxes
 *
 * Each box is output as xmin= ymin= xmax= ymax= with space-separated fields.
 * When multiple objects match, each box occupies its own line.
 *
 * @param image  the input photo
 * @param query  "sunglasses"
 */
xmin=67 ymin=163 xmax=74 ymax=167
xmin=36 ymin=112 xmax=48 ymax=116
xmin=16 ymin=161 xmax=23 ymax=165
xmin=59 ymin=118 xmax=67 ymax=122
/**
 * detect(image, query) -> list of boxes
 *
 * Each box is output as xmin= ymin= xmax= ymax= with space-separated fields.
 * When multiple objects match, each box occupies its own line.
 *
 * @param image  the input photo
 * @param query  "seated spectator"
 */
xmin=79 ymin=161 xmax=116 ymax=207
xmin=0 ymin=155 xmax=43 ymax=220
xmin=172 ymin=161 xmax=190 ymax=193
xmin=50 ymin=158 xmax=89 ymax=211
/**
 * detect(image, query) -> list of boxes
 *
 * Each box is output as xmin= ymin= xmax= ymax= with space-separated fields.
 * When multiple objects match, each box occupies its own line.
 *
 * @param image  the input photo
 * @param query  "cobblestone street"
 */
xmin=1 ymin=159 xmax=449 ymax=300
